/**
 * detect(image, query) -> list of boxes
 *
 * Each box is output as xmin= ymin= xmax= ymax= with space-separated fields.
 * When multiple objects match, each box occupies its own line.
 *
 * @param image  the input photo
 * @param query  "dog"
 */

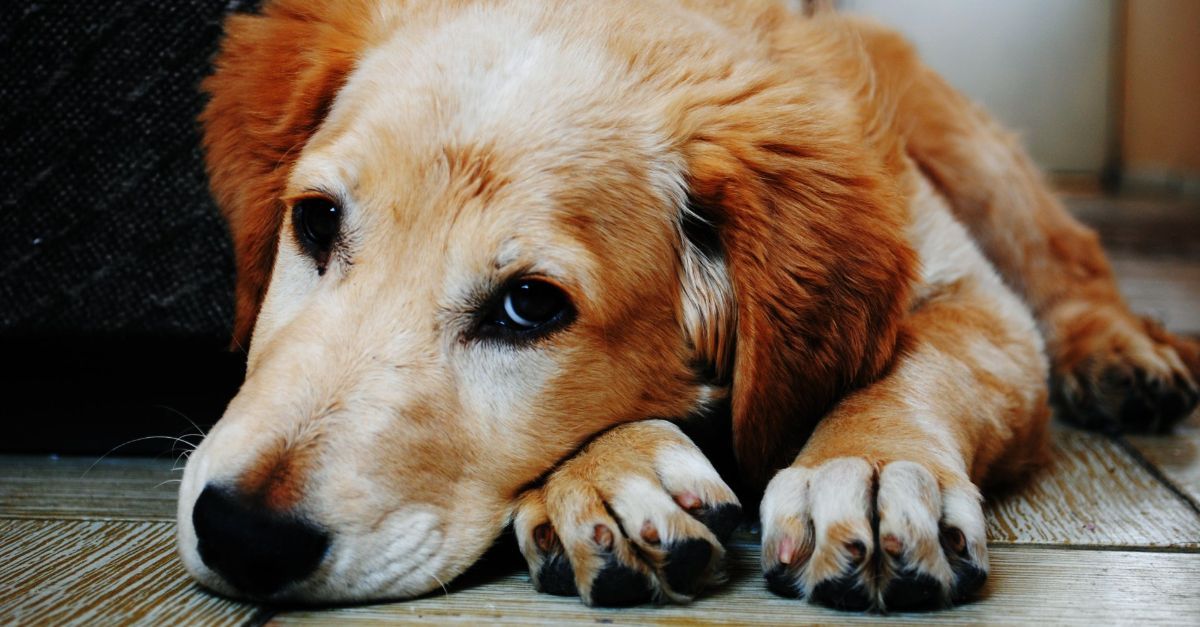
xmin=177 ymin=0 xmax=1200 ymax=611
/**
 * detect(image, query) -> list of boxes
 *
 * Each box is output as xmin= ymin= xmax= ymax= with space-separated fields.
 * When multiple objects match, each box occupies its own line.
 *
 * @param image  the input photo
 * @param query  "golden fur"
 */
xmin=178 ymin=0 xmax=1200 ymax=611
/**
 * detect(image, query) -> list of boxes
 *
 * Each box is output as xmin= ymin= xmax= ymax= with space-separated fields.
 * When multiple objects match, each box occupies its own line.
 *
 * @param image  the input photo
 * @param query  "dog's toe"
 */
xmin=760 ymin=459 xmax=988 ymax=612
xmin=513 ymin=420 xmax=739 ymax=606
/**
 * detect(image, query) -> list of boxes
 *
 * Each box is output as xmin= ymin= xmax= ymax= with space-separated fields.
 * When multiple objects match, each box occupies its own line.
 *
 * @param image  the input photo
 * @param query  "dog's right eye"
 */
xmin=292 ymin=197 xmax=341 ymax=272
xmin=476 ymin=279 xmax=574 ymax=343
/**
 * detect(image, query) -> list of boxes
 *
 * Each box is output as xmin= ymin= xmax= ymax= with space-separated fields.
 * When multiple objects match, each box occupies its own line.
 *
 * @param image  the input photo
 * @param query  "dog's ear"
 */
xmin=201 ymin=3 xmax=367 ymax=349
xmin=676 ymin=83 xmax=917 ymax=488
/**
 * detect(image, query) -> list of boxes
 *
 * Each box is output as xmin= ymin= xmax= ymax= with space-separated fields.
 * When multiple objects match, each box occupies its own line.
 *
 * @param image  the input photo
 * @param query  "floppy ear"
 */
xmin=201 ymin=2 xmax=368 ymax=349
xmin=677 ymin=82 xmax=917 ymax=489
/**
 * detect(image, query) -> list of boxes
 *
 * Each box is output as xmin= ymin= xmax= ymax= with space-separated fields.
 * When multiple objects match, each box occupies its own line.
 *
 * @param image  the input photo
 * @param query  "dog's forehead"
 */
xmin=282 ymin=6 xmax=690 ymax=314
xmin=306 ymin=11 xmax=614 ymax=170
xmin=294 ymin=6 xmax=686 ymax=195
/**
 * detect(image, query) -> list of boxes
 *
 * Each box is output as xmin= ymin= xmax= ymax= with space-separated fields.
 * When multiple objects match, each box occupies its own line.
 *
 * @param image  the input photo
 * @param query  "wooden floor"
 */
xmin=2 ymin=194 xmax=1199 ymax=625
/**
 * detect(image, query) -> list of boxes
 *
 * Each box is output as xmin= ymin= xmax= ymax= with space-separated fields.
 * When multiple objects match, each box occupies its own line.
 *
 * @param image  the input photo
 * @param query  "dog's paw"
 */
xmin=760 ymin=458 xmax=987 ymax=612
xmin=513 ymin=420 xmax=742 ymax=606
xmin=1050 ymin=303 xmax=1199 ymax=434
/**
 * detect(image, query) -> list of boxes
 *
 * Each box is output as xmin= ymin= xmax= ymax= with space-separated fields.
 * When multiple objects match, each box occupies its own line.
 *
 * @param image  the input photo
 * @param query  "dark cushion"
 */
xmin=2 ymin=1 xmax=262 ymax=453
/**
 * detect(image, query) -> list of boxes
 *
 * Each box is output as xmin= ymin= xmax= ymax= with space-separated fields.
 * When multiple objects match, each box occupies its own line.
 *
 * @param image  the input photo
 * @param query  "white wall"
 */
xmin=840 ymin=0 xmax=1115 ymax=174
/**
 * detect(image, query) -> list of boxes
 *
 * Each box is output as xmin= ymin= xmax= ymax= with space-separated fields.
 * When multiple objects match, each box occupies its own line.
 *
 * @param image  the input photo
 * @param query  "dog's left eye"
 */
xmin=481 ymin=279 xmax=573 ymax=339
xmin=292 ymin=196 xmax=341 ymax=270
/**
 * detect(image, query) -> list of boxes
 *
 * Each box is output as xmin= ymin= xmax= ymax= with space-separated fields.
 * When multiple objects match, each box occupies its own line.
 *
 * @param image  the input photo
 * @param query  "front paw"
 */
xmin=1051 ymin=304 xmax=1199 ymax=433
xmin=760 ymin=458 xmax=987 ymax=611
xmin=513 ymin=420 xmax=742 ymax=606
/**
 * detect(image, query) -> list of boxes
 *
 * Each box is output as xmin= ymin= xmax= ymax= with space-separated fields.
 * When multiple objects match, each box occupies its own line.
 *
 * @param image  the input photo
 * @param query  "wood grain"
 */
xmin=270 ymin=540 xmax=1200 ymax=626
xmin=0 ymin=518 xmax=260 ymax=625
xmin=1125 ymin=411 xmax=1200 ymax=505
xmin=0 ymin=455 xmax=180 ymax=522
xmin=985 ymin=425 xmax=1200 ymax=547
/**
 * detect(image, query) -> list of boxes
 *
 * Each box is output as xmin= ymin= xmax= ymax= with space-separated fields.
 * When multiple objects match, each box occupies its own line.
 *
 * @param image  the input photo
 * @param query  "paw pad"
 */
xmin=536 ymin=552 xmax=578 ymax=596
xmin=811 ymin=575 xmax=871 ymax=611
xmin=662 ymin=539 xmax=713 ymax=596
xmin=590 ymin=558 xmax=653 ymax=607
xmin=764 ymin=564 xmax=801 ymax=598
xmin=692 ymin=502 xmax=742 ymax=542
xmin=883 ymin=571 xmax=943 ymax=610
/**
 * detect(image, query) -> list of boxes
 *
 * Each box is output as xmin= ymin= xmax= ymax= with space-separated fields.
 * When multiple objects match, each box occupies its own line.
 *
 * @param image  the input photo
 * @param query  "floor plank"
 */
xmin=0 ymin=455 xmax=179 ymax=522
xmin=0 ymin=518 xmax=261 ymax=626
xmin=270 ymin=541 xmax=1200 ymax=626
xmin=985 ymin=425 xmax=1200 ymax=547
xmin=1110 ymin=255 xmax=1200 ymax=334
xmin=1125 ymin=411 xmax=1200 ymax=506
xmin=4 ymin=508 xmax=1191 ymax=627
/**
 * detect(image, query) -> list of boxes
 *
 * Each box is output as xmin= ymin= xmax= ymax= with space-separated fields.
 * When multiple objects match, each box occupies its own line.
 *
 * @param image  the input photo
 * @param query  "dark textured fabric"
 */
xmin=0 ymin=0 xmax=261 ymax=341
xmin=1 ymin=1 xmax=263 ymax=453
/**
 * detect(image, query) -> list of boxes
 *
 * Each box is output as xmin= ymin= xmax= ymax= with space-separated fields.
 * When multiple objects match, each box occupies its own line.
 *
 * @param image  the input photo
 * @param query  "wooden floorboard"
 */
xmin=0 ymin=454 xmax=179 ymax=522
xmin=985 ymin=425 xmax=1200 ymax=547
xmin=1125 ymin=411 xmax=1200 ymax=506
xmin=0 ymin=518 xmax=261 ymax=626
xmin=270 ymin=543 xmax=1200 ymax=626
xmin=3 ymin=512 xmax=1194 ymax=627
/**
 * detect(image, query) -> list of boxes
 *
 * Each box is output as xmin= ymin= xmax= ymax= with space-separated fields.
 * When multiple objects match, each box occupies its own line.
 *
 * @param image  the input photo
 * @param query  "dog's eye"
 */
xmin=482 ymin=279 xmax=573 ymax=338
xmin=293 ymin=197 xmax=341 ymax=267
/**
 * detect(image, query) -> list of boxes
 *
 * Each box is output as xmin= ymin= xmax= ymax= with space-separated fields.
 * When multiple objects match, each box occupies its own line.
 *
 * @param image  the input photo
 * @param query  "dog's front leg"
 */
xmin=761 ymin=204 xmax=1051 ymax=612
xmin=513 ymin=420 xmax=742 ymax=607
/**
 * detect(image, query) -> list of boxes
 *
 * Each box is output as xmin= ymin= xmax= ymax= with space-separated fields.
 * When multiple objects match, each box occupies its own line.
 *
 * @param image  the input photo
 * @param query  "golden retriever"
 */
xmin=177 ymin=0 xmax=1200 ymax=611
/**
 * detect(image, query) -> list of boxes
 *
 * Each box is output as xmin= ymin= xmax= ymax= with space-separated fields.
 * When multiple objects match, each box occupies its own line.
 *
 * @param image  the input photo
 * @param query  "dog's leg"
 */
xmin=761 ymin=184 xmax=1050 ymax=611
xmin=513 ymin=420 xmax=742 ymax=606
xmin=886 ymin=35 xmax=1200 ymax=432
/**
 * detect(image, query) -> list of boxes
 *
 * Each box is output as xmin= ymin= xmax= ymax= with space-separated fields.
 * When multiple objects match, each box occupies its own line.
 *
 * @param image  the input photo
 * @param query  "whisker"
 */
xmin=173 ymin=448 xmax=194 ymax=465
xmin=83 ymin=435 xmax=201 ymax=478
xmin=431 ymin=573 xmax=450 ymax=598
xmin=152 ymin=404 xmax=209 ymax=439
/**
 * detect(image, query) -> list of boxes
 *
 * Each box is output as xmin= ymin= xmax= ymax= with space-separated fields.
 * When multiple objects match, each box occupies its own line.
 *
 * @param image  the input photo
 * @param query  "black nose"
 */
xmin=192 ymin=484 xmax=329 ymax=597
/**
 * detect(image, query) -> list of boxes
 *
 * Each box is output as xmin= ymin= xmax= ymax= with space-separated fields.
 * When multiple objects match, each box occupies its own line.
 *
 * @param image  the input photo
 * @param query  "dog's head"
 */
xmin=178 ymin=1 xmax=913 ymax=603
